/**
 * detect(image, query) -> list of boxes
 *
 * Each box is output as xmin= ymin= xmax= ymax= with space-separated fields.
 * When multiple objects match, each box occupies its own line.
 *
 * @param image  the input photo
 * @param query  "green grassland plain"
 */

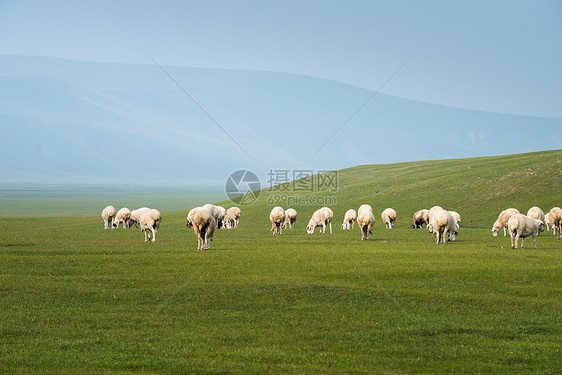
xmin=0 ymin=150 xmax=560 ymax=374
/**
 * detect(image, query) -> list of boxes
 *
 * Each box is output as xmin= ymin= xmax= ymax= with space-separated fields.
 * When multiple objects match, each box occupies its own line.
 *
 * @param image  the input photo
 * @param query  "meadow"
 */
xmin=0 ymin=150 xmax=560 ymax=374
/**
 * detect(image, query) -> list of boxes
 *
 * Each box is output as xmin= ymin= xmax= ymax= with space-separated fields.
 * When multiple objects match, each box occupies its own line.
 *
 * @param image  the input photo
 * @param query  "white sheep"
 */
xmin=548 ymin=207 xmax=562 ymax=239
xmin=507 ymin=214 xmax=544 ymax=249
xmin=270 ymin=207 xmax=286 ymax=235
xmin=139 ymin=209 xmax=162 ymax=242
xmin=491 ymin=208 xmax=520 ymax=237
xmin=428 ymin=209 xmax=457 ymax=244
xmin=186 ymin=207 xmax=216 ymax=250
xmin=448 ymin=211 xmax=461 ymax=226
xmin=357 ymin=204 xmax=375 ymax=240
xmin=112 ymin=207 xmax=131 ymax=229
xmin=544 ymin=212 xmax=553 ymax=232
xmin=306 ymin=207 xmax=333 ymax=234
xmin=341 ymin=209 xmax=357 ymax=230
xmin=225 ymin=207 xmax=241 ymax=229
xmin=101 ymin=205 xmax=116 ymax=230
xmin=381 ymin=208 xmax=397 ymax=229
xmin=412 ymin=209 xmax=429 ymax=229
xmin=427 ymin=206 xmax=444 ymax=223
xmin=129 ymin=207 xmax=151 ymax=228
xmin=216 ymin=206 xmax=227 ymax=228
xmin=283 ymin=208 xmax=297 ymax=229
xmin=202 ymin=204 xmax=225 ymax=229
xmin=526 ymin=206 xmax=545 ymax=224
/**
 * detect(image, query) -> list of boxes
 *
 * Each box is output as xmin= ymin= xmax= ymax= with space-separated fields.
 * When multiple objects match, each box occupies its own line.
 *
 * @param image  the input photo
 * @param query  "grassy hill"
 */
xmin=0 ymin=151 xmax=560 ymax=374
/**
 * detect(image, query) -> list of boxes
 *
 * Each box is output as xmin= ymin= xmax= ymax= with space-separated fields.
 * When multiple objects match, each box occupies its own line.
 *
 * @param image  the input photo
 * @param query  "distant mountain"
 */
xmin=1 ymin=55 xmax=560 ymax=185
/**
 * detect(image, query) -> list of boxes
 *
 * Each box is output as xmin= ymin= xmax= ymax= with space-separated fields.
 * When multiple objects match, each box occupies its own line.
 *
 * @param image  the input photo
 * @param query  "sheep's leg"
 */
xmin=532 ymin=235 xmax=537 ymax=249
xmin=144 ymin=230 xmax=148 ymax=242
xmin=503 ymin=226 xmax=507 ymax=237
xmin=514 ymin=233 xmax=520 ymax=249
xmin=329 ymin=222 xmax=332 ymax=234
xmin=521 ymin=237 xmax=525 ymax=248
xmin=151 ymin=228 xmax=156 ymax=242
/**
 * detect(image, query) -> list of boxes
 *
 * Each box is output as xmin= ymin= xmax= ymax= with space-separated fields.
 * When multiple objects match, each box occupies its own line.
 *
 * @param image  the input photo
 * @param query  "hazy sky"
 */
xmin=1 ymin=0 xmax=561 ymax=117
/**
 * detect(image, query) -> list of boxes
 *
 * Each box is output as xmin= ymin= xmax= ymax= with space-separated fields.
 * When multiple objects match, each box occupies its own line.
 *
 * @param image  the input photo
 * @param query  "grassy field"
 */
xmin=0 ymin=150 xmax=560 ymax=374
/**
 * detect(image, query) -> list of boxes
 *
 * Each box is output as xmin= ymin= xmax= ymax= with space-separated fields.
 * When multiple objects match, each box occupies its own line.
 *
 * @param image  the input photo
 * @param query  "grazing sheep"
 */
xmin=270 ymin=207 xmax=286 ymax=235
xmin=130 ymin=207 xmax=151 ymax=228
xmin=225 ymin=207 xmax=241 ymax=229
xmin=341 ymin=209 xmax=357 ymax=230
xmin=448 ymin=211 xmax=461 ymax=225
xmin=283 ymin=208 xmax=297 ymax=229
xmin=202 ymin=204 xmax=225 ymax=229
xmin=412 ymin=209 xmax=429 ymax=229
xmin=306 ymin=207 xmax=334 ymax=234
xmin=216 ymin=206 xmax=227 ymax=228
xmin=427 ymin=206 xmax=444 ymax=223
xmin=548 ymin=207 xmax=562 ymax=239
xmin=381 ymin=208 xmax=397 ymax=229
xmin=139 ymin=209 xmax=162 ymax=242
xmin=428 ymin=209 xmax=457 ymax=244
xmin=526 ymin=206 xmax=545 ymax=224
xmin=186 ymin=207 xmax=216 ymax=250
xmin=357 ymin=204 xmax=375 ymax=240
xmin=112 ymin=207 xmax=131 ymax=229
xmin=491 ymin=208 xmax=520 ymax=237
xmin=101 ymin=206 xmax=116 ymax=230
xmin=507 ymin=214 xmax=544 ymax=249
xmin=544 ymin=212 xmax=553 ymax=232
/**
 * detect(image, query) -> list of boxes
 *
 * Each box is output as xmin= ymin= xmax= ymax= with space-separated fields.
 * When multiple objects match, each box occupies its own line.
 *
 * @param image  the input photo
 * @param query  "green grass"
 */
xmin=1 ymin=150 xmax=561 ymax=374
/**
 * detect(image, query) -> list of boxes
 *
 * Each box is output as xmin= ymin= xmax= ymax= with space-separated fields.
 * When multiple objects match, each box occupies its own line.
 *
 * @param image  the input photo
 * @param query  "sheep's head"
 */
xmin=306 ymin=225 xmax=314 ymax=234
xmin=186 ymin=218 xmax=193 ymax=228
xmin=450 ymin=230 xmax=458 ymax=241
xmin=538 ymin=221 xmax=544 ymax=233
xmin=491 ymin=220 xmax=501 ymax=236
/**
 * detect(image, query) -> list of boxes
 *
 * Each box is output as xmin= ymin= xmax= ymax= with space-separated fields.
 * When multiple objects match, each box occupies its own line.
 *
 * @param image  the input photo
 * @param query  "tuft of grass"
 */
xmin=0 ymin=150 xmax=560 ymax=374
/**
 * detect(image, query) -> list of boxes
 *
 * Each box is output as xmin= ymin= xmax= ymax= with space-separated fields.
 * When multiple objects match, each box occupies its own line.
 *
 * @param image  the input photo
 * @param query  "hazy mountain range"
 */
xmin=1 ymin=55 xmax=560 ymax=186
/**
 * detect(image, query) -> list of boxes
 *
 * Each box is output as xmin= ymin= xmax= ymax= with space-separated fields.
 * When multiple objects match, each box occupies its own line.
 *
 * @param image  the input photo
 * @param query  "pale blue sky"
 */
xmin=1 ymin=0 xmax=561 ymax=117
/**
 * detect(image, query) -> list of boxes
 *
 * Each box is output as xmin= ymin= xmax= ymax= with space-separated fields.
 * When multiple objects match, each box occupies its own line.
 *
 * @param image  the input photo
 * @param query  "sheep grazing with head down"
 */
xmin=139 ymin=209 xmax=162 ymax=242
xmin=202 ymin=204 xmax=225 ymax=229
xmin=357 ymin=204 xmax=375 ymax=240
xmin=526 ymin=206 xmax=545 ymax=224
xmin=306 ymin=207 xmax=333 ymax=234
xmin=186 ymin=207 xmax=216 ymax=250
xmin=412 ymin=209 xmax=429 ymax=229
xmin=270 ymin=207 xmax=286 ymax=235
xmin=491 ymin=208 xmax=520 ymax=237
xmin=216 ymin=206 xmax=227 ymax=228
xmin=507 ymin=213 xmax=544 ymax=249
xmin=428 ymin=209 xmax=458 ymax=244
xmin=129 ymin=207 xmax=151 ymax=228
xmin=544 ymin=212 xmax=553 ymax=233
xmin=341 ymin=209 xmax=357 ymax=230
xmin=101 ymin=205 xmax=116 ymax=230
xmin=113 ymin=207 xmax=131 ymax=229
xmin=283 ymin=208 xmax=297 ymax=229
xmin=381 ymin=208 xmax=397 ymax=229
xmin=225 ymin=207 xmax=241 ymax=229
xmin=448 ymin=211 xmax=461 ymax=226
xmin=548 ymin=207 xmax=562 ymax=239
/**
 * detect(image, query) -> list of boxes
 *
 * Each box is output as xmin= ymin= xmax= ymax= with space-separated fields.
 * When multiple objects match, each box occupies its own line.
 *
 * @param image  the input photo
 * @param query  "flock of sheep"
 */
xmin=101 ymin=203 xmax=562 ymax=250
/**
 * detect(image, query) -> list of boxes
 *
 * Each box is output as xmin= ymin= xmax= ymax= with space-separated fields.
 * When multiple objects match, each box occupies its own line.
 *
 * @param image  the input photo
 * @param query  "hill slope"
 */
xmin=1 ymin=55 xmax=561 ymax=184
xmin=224 ymin=150 xmax=562 ymax=229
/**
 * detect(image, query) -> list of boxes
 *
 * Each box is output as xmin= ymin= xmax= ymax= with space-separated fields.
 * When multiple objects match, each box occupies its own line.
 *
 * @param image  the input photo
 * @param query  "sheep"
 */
xmin=427 ymin=206 xmax=444 ymax=223
xmin=186 ymin=207 xmax=216 ymax=250
xmin=412 ymin=209 xmax=429 ymax=229
xmin=283 ymin=208 xmax=297 ymax=229
xmin=225 ymin=207 xmax=241 ymax=229
xmin=526 ymin=206 xmax=545 ymax=224
xmin=544 ymin=212 xmax=553 ymax=232
xmin=306 ymin=207 xmax=333 ymax=234
xmin=270 ymin=207 xmax=286 ymax=235
xmin=112 ymin=207 xmax=131 ymax=229
xmin=139 ymin=209 xmax=162 ymax=242
xmin=202 ymin=204 xmax=225 ymax=229
xmin=129 ymin=207 xmax=151 ymax=228
xmin=448 ymin=211 xmax=461 ymax=225
xmin=101 ymin=205 xmax=116 ymax=229
xmin=357 ymin=204 xmax=375 ymax=240
xmin=428 ymin=209 xmax=458 ymax=244
xmin=548 ymin=207 xmax=562 ymax=239
xmin=507 ymin=213 xmax=544 ymax=249
xmin=491 ymin=208 xmax=520 ymax=237
xmin=216 ymin=206 xmax=227 ymax=228
xmin=381 ymin=208 xmax=397 ymax=229
xmin=341 ymin=209 xmax=357 ymax=230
